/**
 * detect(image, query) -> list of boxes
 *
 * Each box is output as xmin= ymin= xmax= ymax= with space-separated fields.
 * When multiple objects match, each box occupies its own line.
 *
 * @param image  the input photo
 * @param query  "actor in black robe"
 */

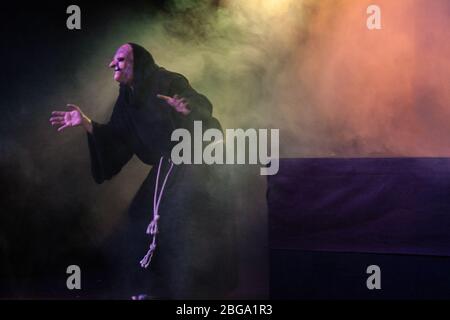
xmin=85 ymin=43 xmax=237 ymax=299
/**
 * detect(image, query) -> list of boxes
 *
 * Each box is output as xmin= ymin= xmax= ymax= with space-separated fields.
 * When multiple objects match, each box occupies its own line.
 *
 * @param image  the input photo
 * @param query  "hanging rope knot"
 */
xmin=140 ymin=156 xmax=174 ymax=269
xmin=146 ymin=215 xmax=160 ymax=235
xmin=140 ymin=242 xmax=157 ymax=269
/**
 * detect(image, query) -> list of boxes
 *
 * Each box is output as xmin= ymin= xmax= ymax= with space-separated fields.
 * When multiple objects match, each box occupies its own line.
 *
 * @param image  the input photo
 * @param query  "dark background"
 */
xmin=0 ymin=0 xmax=268 ymax=299
xmin=0 ymin=0 xmax=163 ymax=299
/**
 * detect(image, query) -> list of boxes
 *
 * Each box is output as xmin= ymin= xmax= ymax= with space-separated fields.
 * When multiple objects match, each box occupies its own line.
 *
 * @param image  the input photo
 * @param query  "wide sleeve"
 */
xmin=86 ymin=121 xmax=133 ymax=184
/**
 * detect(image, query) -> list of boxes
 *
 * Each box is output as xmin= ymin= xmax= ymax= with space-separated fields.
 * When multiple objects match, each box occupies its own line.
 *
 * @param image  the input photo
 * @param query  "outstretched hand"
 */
xmin=157 ymin=94 xmax=191 ymax=116
xmin=49 ymin=104 xmax=92 ymax=133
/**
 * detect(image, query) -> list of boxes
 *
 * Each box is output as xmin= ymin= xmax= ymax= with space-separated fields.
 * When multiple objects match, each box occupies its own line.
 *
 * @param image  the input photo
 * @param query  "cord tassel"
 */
xmin=140 ymin=241 xmax=157 ymax=268
xmin=140 ymin=156 xmax=174 ymax=268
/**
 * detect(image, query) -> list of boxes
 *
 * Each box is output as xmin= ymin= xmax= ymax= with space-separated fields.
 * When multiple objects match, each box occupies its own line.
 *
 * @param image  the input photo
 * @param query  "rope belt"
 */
xmin=140 ymin=156 xmax=174 ymax=268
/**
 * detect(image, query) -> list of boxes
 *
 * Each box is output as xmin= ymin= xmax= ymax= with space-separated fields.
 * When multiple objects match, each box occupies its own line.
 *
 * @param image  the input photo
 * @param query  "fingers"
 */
xmin=50 ymin=105 xmax=77 ymax=132
xmin=156 ymin=94 xmax=191 ymax=115
xmin=51 ymin=111 xmax=66 ymax=116
xmin=57 ymin=123 xmax=70 ymax=132
xmin=157 ymin=94 xmax=187 ymax=106
xmin=156 ymin=94 xmax=171 ymax=102
xmin=179 ymin=105 xmax=191 ymax=115
xmin=49 ymin=114 xmax=65 ymax=128
xmin=50 ymin=111 xmax=65 ymax=128
xmin=50 ymin=119 xmax=65 ymax=127
xmin=52 ymin=103 xmax=79 ymax=115
xmin=67 ymin=104 xmax=79 ymax=110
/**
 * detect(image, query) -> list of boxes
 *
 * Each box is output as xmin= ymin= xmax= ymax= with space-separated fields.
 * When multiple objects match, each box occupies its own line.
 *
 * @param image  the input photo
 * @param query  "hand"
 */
xmin=49 ymin=104 xmax=92 ymax=133
xmin=157 ymin=94 xmax=191 ymax=116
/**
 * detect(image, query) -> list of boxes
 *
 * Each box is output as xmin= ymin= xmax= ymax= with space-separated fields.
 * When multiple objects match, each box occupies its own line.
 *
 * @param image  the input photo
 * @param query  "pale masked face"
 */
xmin=109 ymin=44 xmax=134 ymax=85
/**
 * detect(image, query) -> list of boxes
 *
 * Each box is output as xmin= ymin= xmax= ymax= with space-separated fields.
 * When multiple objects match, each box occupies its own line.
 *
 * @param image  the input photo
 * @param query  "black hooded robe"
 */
xmin=87 ymin=44 xmax=237 ymax=299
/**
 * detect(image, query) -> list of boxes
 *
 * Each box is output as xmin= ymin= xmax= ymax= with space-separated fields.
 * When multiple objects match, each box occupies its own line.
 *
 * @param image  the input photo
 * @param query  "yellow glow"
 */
xmin=261 ymin=0 xmax=293 ymax=16
xmin=225 ymin=0 xmax=298 ymax=19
